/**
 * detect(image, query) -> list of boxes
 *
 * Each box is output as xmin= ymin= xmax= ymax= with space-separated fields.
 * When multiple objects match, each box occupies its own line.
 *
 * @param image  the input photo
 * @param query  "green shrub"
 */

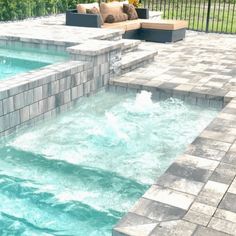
xmin=0 ymin=0 xmax=92 ymax=21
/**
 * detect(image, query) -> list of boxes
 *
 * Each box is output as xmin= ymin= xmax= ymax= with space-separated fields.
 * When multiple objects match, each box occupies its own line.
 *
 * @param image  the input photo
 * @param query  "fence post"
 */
xmin=206 ymin=0 xmax=211 ymax=32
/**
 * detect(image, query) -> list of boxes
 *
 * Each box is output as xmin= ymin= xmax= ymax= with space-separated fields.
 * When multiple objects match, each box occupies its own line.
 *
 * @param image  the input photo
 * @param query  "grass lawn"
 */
xmin=143 ymin=1 xmax=236 ymax=33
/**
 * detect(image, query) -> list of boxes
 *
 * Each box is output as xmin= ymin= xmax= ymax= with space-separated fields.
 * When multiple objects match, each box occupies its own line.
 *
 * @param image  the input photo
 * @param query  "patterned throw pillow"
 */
xmin=123 ymin=4 xmax=138 ymax=20
xmin=100 ymin=2 xmax=128 ymax=23
xmin=105 ymin=15 xmax=115 ymax=23
xmin=86 ymin=7 xmax=104 ymax=25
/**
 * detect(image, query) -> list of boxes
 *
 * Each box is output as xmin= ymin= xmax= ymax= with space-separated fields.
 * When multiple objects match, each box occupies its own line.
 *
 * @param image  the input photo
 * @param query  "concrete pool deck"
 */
xmin=1 ymin=14 xmax=236 ymax=236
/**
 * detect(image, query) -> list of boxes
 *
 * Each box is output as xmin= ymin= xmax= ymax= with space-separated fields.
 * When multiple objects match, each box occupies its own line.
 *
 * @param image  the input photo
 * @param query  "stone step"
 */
xmin=137 ymin=41 xmax=160 ymax=52
xmin=121 ymin=48 xmax=158 ymax=74
xmin=120 ymin=39 xmax=142 ymax=54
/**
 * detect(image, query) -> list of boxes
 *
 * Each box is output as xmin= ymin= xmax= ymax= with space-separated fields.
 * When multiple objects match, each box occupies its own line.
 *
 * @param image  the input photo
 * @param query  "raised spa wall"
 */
xmin=0 ymin=37 xmax=125 ymax=138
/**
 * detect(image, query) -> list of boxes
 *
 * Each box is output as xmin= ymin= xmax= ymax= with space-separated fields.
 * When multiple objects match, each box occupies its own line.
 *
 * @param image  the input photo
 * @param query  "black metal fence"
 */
xmin=1 ymin=0 xmax=235 ymax=34
xmin=142 ymin=0 xmax=236 ymax=34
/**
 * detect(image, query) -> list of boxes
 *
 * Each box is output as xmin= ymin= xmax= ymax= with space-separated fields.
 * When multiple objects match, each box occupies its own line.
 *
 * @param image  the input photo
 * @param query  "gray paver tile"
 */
xmin=175 ymin=154 xmax=219 ymax=171
xmin=208 ymin=118 xmax=236 ymax=132
xmin=219 ymin=193 xmax=236 ymax=213
xmin=217 ymin=113 xmax=236 ymax=122
xmin=193 ymin=226 xmax=231 ymax=236
xmin=197 ymin=181 xmax=228 ymax=207
xmin=149 ymin=220 xmax=197 ymax=236
xmin=215 ymin=209 xmax=236 ymax=223
xmin=222 ymin=107 xmax=236 ymax=115
xmin=208 ymin=217 xmax=236 ymax=236
xmin=192 ymin=137 xmax=231 ymax=152
xmin=206 ymin=124 xmax=236 ymax=136
xmin=200 ymin=130 xmax=236 ymax=144
xmin=222 ymin=152 xmax=236 ymax=166
xmin=143 ymin=185 xmax=195 ymax=210
xmin=228 ymin=142 xmax=236 ymax=152
xmin=190 ymin=202 xmax=216 ymax=216
xmin=174 ymin=84 xmax=194 ymax=92
xmin=183 ymin=210 xmax=212 ymax=226
xmin=186 ymin=144 xmax=226 ymax=161
xmin=131 ymin=198 xmax=186 ymax=222
xmin=210 ymin=163 xmax=236 ymax=184
xmin=115 ymin=212 xmax=157 ymax=228
xmin=157 ymin=173 xmax=204 ymax=195
xmin=114 ymin=223 xmax=158 ymax=236
xmin=157 ymin=82 xmax=179 ymax=90
xmin=166 ymin=162 xmax=212 ymax=183
xmin=228 ymin=178 xmax=236 ymax=194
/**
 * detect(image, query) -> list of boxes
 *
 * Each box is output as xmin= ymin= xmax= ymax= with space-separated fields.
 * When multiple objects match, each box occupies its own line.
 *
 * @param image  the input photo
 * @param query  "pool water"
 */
xmin=0 ymin=45 xmax=68 ymax=80
xmin=0 ymin=91 xmax=219 ymax=235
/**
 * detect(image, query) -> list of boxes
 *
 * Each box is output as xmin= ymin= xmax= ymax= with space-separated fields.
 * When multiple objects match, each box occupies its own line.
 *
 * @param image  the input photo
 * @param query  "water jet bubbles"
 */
xmin=105 ymin=112 xmax=129 ymax=143
xmin=135 ymin=90 xmax=153 ymax=109
xmin=124 ymin=90 xmax=160 ymax=115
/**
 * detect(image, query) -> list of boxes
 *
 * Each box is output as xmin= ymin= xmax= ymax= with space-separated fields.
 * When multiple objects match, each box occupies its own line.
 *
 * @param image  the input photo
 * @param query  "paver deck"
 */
xmin=111 ymin=31 xmax=236 ymax=236
xmin=111 ymin=31 xmax=236 ymax=101
xmin=0 ymin=15 xmax=122 ymax=45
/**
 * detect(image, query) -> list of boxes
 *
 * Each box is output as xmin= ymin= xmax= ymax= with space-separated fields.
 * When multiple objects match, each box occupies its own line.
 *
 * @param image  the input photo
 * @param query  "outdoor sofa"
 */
xmin=66 ymin=1 xmax=188 ymax=43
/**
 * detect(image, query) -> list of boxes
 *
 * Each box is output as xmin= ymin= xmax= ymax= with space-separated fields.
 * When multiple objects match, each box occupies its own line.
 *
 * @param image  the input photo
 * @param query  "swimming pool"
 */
xmin=0 ymin=91 xmax=219 ymax=235
xmin=0 ymin=44 xmax=68 ymax=80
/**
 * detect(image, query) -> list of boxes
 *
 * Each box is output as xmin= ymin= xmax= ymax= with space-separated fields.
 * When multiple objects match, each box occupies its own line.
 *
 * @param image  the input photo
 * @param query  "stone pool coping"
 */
xmin=0 ymin=23 xmax=123 ymax=47
xmin=110 ymin=76 xmax=236 ymax=235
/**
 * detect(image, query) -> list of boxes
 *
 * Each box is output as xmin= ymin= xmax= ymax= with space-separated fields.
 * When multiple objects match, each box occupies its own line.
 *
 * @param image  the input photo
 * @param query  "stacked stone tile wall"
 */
xmin=0 ymin=61 xmax=93 ymax=137
xmin=67 ymin=39 xmax=123 ymax=79
xmin=0 ymin=39 xmax=124 ymax=138
xmin=108 ymin=83 xmax=225 ymax=109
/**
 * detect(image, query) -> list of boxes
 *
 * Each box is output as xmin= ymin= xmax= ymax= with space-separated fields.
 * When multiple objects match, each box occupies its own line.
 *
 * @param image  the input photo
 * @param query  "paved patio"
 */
xmin=0 ymin=15 xmax=122 ymax=45
xmin=111 ymin=31 xmax=236 ymax=100
xmin=111 ymin=31 xmax=236 ymax=236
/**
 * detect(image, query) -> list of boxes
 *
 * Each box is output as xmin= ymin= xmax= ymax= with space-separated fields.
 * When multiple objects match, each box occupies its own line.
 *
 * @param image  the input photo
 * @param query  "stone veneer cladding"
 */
xmin=67 ymin=39 xmax=123 ymax=77
xmin=0 ymin=37 xmax=125 ymax=137
xmin=0 ymin=61 xmax=89 ymax=137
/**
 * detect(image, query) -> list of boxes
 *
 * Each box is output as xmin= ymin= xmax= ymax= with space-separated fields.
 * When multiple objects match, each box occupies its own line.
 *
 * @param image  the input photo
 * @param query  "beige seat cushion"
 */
xmin=102 ymin=22 xmax=127 ymax=31
xmin=100 ymin=1 xmax=128 ymax=23
xmin=125 ymin=19 xmax=141 ymax=31
xmin=77 ymin=3 xmax=99 ymax=14
xmin=141 ymin=20 xmax=188 ymax=30
xmin=103 ymin=19 xmax=141 ymax=31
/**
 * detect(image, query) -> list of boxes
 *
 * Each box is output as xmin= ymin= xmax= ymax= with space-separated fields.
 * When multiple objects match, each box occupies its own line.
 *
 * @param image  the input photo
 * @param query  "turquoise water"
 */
xmin=0 ymin=91 xmax=219 ymax=235
xmin=0 ymin=45 xmax=68 ymax=80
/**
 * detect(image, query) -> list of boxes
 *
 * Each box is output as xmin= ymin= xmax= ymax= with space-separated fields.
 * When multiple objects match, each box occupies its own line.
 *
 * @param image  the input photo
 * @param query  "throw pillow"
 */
xmin=123 ymin=4 xmax=138 ymax=20
xmin=105 ymin=15 xmax=115 ymax=23
xmin=100 ymin=2 xmax=128 ymax=23
xmin=86 ymin=7 xmax=104 ymax=25
xmin=105 ymin=13 xmax=128 ymax=23
xmin=77 ymin=3 xmax=99 ymax=14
